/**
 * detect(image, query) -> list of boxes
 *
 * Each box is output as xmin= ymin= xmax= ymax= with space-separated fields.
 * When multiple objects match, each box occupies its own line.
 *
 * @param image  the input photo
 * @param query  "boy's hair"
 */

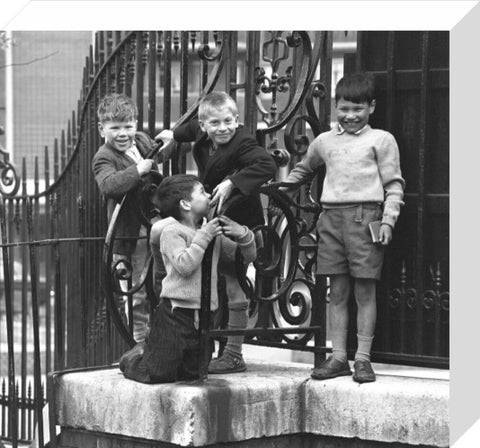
xmin=198 ymin=91 xmax=238 ymax=121
xmin=97 ymin=93 xmax=138 ymax=123
xmin=154 ymin=174 xmax=202 ymax=220
xmin=335 ymin=72 xmax=376 ymax=104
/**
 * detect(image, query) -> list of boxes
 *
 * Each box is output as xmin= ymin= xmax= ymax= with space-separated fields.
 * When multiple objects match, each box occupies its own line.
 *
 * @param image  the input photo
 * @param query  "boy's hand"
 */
xmin=218 ymin=215 xmax=247 ymax=239
xmin=136 ymin=159 xmax=155 ymax=176
xmin=211 ymin=179 xmax=234 ymax=212
xmin=154 ymin=130 xmax=175 ymax=162
xmin=201 ymin=217 xmax=223 ymax=239
xmin=379 ymin=224 xmax=393 ymax=246
xmin=268 ymin=198 xmax=283 ymax=218
xmin=155 ymin=129 xmax=174 ymax=145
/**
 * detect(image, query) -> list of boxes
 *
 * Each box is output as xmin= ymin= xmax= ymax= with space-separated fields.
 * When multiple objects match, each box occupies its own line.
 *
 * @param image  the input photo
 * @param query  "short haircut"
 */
xmin=335 ymin=72 xmax=376 ymax=104
xmin=97 ymin=93 xmax=138 ymax=123
xmin=198 ymin=91 xmax=238 ymax=121
xmin=154 ymin=174 xmax=202 ymax=220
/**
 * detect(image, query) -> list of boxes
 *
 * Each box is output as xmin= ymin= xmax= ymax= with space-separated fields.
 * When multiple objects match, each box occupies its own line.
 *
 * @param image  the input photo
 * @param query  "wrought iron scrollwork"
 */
xmin=231 ymin=179 xmax=321 ymax=345
xmin=103 ymin=33 xmax=229 ymax=346
xmin=0 ymin=127 xmax=20 ymax=196
xmin=423 ymin=262 xmax=449 ymax=312
xmin=197 ymin=32 xmax=223 ymax=62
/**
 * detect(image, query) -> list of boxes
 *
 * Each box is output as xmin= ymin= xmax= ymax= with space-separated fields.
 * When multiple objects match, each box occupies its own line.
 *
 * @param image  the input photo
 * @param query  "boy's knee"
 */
xmin=229 ymin=301 xmax=249 ymax=312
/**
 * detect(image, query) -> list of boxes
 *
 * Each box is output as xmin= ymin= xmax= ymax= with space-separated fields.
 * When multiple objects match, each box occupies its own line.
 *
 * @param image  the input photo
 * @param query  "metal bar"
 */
xmin=198 ymin=241 xmax=215 ymax=381
xmin=385 ymin=32 xmax=395 ymax=133
xmin=178 ymin=31 xmax=189 ymax=174
xmin=415 ymin=31 xmax=429 ymax=354
xmin=20 ymin=161 xmax=28 ymax=441
xmin=0 ymin=196 xmax=18 ymax=446
xmin=51 ymin=194 xmax=64 ymax=370
xmin=209 ymin=326 xmax=323 ymax=337
xmin=147 ymin=31 xmax=157 ymax=136
xmin=135 ymin=31 xmax=145 ymax=132
xmin=78 ymin=194 xmax=87 ymax=366
xmin=244 ymin=31 xmax=260 ymax=133
xmin=26 ymin=198 xmax=44 ymax=447
xmin=162 ymin=31 xmax=172 ymax=177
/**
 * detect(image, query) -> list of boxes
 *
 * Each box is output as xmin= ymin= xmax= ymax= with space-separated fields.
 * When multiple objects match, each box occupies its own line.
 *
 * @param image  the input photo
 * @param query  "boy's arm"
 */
xmin=92 ymin=150 xmax=141 ymax=198
xmin=155 ymin=119 xmax=202 ymax=163
xmin=160 ymin=226 xmax=216 ymax=276
xmin=227 ymin=133 xmax=277 ymax=196
xmin=173 ymin=119 xmax=204 ymax=143
xmin=219 ymin=227 xmax=257 ymax=266
xmin=280 ymin=138 xmax=325 ymax=192
xmin=376 ymin=133 xmax=406 ymax=229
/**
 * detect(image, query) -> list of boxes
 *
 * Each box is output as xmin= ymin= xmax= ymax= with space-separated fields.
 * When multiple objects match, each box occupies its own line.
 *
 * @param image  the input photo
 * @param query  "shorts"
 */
xmin=316 ymin=203 xmax=385 ymax=280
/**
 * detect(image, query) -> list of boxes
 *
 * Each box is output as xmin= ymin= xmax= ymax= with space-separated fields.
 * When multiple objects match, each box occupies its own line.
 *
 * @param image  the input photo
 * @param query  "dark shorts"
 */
xmin=316 ymin=204 xmax=385 ymax=280
xmin=120 ymin=298 xmax=212 ymax=383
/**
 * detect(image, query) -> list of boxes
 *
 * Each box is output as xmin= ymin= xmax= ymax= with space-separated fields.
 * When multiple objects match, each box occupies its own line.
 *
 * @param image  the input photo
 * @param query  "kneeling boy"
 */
xmin=119 ymin=174 xmax=256 ymax=383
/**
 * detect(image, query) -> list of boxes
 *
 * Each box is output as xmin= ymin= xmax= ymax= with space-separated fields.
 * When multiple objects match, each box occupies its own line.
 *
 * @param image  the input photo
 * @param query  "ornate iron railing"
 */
xmin=0 ymin=30 xmax=449 ymax=448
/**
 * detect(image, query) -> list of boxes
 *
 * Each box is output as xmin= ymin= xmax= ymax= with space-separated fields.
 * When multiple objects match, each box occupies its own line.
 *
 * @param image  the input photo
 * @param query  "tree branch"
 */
xmin=0 ymin=51 xmax=60 ymax=70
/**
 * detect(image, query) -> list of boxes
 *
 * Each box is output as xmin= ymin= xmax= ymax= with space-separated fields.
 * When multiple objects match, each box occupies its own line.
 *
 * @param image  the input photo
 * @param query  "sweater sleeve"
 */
xmin=91 ymin=149 xmax=141 ymax=198
xmin=219 ymin=227 xmax=257 ymax=266
xmin=161 ymin=227 xmax=214 ymax=276
xmin=283 ymin=137 xmax=325 ymax=187
xmin=375 ymin=132 xmax=405 ymax=228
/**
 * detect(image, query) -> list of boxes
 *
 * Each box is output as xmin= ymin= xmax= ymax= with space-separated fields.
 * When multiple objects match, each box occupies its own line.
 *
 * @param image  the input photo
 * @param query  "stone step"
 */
xmin=52 ymin=359 xmax=449 ymax=447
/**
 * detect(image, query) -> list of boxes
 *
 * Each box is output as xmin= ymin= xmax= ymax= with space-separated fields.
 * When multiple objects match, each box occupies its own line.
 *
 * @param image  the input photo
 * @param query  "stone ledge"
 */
xmin=304 ymin=372 xmax=449 ymax=447
xmin=53 ymin=360 xmax=449 ymax=447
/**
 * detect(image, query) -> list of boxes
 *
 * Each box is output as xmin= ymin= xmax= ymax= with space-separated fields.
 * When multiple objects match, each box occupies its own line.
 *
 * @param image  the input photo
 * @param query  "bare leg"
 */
xmin=329 ymin=274 xmax=351 ymax=362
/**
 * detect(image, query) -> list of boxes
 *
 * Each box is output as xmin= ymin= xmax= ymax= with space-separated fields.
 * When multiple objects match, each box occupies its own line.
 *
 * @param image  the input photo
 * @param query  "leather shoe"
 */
xmin=353 ymin=359 xmax=376 ymax=383
xmin=311 ymin=356 xmax=351 ymax=380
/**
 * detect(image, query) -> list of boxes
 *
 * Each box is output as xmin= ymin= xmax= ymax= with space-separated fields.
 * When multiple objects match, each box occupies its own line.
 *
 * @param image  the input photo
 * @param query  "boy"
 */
xmin=281 ymin=72 xmax=405 ymax=383
xmin=156 ymin=92 xmax=276 ymax=373
xmin=119 ymin=174 xmax=256 ymax=383
xmin=92 ymin=93 xmax=158 ymax=343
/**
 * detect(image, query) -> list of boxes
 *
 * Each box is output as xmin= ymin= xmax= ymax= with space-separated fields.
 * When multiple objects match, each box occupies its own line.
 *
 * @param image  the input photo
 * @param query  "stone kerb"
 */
xmin=54 ymin=361 xmax=311 ymax=446
xmin=53 ymin=360 xmax=449 ymax=447
xmin=304 ymin=373 xmax=449 ymax=447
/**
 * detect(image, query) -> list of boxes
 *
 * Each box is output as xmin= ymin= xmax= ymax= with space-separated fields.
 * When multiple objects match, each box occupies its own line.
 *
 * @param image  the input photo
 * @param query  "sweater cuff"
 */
xmin=235 ymin=226 xmax=254 ymax=246
xmin=192 ymin=229 xmax=213 ymax=250
xmin=381 ymin=216 xmax=396 ymax=229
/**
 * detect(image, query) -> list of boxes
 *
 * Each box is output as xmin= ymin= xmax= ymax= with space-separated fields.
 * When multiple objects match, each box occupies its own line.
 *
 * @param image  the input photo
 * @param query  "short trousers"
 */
xmin=316 ymin=203 xmax=385 ymax=280
xmin=120 ymin=298 xmax=212 ymax=383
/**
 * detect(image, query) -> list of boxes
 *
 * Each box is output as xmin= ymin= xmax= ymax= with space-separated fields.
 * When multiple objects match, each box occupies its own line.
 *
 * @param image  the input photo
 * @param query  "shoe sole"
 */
xmin=353 ymin=375 xmax=376 ymax=383
xmin=208 ymin=366 xmax=247 ymax=374
xmin=310 ymin=369 xmax=352 ymax=380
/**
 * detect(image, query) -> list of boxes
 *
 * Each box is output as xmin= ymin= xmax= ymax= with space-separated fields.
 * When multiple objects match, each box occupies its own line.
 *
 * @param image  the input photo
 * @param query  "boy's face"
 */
xmin=184 ymin=182 xmax=211 ymax=217
xmin=335 ymin=98 xmax=376 ymax=134
xmin=98 ymin=120 xmax=137 ymax=152
xmin=199 ymin=107 xmax=238 ymax=147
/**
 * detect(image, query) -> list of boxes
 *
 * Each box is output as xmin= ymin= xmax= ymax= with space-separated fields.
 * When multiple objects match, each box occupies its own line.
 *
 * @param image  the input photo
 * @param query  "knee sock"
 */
xmin=330 ymin=329 xmax=348 ymax=363
xmin=355 ymin=334 xmax=374 ymax=362
xmin=224 ymin=302 xmax=249 ymax=358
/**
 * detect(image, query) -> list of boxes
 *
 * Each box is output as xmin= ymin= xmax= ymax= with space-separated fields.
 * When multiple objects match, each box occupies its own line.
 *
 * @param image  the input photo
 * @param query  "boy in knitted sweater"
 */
xmin=119 ymin=174 xmax=256 ymax=383
xmin=282 ymin=72 xmax=405 ymax=383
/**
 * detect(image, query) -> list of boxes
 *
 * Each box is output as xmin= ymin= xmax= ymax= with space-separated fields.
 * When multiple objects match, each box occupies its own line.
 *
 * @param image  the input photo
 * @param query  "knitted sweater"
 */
xmin=285 ymin=125 xmax=405 ymax=228
xmin=150 ymin=217 xmax=256 ymax=310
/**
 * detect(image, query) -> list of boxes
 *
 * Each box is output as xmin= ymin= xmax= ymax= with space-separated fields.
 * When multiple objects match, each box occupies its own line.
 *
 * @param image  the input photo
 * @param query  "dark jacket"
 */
xmin=174 ymin=119 xmax=277 ymax=228
xmin=92 ymin=132 xmax=159 ymax=255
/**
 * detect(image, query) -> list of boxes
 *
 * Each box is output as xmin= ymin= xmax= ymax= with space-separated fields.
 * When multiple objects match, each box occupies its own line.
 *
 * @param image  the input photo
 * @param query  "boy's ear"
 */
xmin=98 ymin=122 xmax=105 ymax=137
xmin=369 ymin=100 xmax=376 ymax=114
xmin=199 ymin=120 xmax=206 ymax=133
xmin=180 ymin=199 xmax=191 ymax=212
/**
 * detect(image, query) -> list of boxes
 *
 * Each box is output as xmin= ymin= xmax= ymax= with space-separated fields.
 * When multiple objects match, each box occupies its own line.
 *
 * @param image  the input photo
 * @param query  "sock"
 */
xmin=224 ymin=302 xmax=249 ymax=358
xmin=330 ymin=329 xmax=348 ymax=363
xmin=355 ymin=334 xmax=374 ymax=362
